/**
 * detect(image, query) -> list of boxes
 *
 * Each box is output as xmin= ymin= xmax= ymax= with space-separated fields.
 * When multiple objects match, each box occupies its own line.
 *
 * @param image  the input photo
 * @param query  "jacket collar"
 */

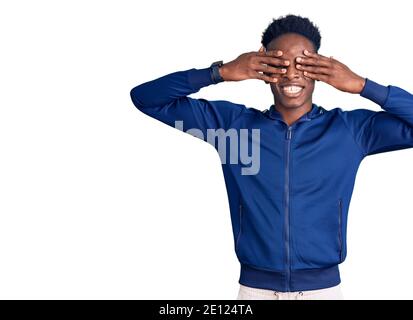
xmin=266 ymin=103 xmax=324 ymax=122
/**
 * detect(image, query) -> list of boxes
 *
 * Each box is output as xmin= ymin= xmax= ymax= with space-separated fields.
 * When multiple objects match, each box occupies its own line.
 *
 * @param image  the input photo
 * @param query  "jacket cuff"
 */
xmin=360 ymin=78 xmax=390 ymax=107
xmin=187 ymin=67 xmax=215 ymax=91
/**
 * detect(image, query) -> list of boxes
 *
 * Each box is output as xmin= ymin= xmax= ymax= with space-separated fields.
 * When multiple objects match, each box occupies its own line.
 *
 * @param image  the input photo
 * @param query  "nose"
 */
xmin=282 ymin=61 xmax=300 ymax=80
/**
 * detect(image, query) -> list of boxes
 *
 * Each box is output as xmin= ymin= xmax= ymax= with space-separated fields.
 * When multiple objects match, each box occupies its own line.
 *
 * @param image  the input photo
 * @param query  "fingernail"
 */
xmin=277 ymin=51 xmax=282 ymax=55
xmin=296 ymin=57 xmax=302 ymax=62
xmin=304 ymin=50 xmax=309 ymax=54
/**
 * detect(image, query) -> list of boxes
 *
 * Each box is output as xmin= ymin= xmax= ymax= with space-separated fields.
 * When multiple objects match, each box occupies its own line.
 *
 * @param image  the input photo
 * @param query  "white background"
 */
xmin=1 ymin=0 xmax=412 ymax=300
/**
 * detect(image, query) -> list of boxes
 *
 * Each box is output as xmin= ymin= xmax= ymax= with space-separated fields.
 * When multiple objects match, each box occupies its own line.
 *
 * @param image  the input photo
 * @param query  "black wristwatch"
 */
xmin=210 ymin=60 xmax=224 ymax=84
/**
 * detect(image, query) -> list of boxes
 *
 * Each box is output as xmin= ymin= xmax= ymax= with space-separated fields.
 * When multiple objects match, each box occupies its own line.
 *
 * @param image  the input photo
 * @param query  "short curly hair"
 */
xmin=261 ymin=14 xmax=321 ymax=51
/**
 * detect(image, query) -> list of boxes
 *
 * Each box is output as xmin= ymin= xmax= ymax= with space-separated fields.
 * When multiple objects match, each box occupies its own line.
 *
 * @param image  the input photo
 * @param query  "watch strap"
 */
xmin=210 ymin=60 xmax=224 ymax=84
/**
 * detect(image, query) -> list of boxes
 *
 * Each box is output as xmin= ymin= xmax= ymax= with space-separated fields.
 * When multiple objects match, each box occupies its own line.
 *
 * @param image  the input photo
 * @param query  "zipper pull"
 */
xmin=286 ymin=126 xmax=292 ymax=140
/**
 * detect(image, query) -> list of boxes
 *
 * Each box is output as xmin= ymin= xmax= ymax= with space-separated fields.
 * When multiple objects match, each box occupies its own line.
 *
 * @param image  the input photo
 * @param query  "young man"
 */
xmin=130 ymin=15 xmax=413 ymax=300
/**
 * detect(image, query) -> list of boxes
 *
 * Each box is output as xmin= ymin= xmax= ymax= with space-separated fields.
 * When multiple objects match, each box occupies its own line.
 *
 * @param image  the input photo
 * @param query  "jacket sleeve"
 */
xmin=339 ymin=78 xmax=413 ymax=157
xmin=130 ymin=67 xmax=246 ymax=141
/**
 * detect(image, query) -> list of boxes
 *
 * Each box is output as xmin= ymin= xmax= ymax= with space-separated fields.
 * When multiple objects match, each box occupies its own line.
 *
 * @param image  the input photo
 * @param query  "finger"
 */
xmin=296 ymin=64 xmax=331 ymax=75
xmin=302 ymin=71 xmax=329 ymax=82
xmin=257 ymin=56 xmax=290 ymax=67
xmin=255 ymin=71 xmax=278 ymax=83
xmin=256 ymin=49 xmax=283 ymax=57
xmin=296 ymin=56 xmax=331 ymax=68
xmin=254 ymin=63 xmax=287 ymax=75
xmin=303 ymin=49 xmax=332 ymax=62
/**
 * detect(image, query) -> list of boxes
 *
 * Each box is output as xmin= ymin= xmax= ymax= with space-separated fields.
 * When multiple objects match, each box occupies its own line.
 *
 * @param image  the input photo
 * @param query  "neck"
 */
xmin=274 ymin=100 xmax=313 ymax=126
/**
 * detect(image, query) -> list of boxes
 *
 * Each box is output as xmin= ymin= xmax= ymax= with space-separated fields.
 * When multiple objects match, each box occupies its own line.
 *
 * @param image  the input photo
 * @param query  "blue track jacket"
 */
xmin=130 ymin=67 xmax=413 ymax=292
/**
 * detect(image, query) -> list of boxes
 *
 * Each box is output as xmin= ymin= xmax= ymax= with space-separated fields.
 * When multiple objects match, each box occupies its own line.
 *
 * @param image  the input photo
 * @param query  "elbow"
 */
xmin=130 ymin=86 xmax=144 ymax=110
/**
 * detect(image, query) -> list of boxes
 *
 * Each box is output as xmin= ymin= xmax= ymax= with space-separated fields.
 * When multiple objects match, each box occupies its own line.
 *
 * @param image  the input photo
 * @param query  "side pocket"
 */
xmin=236 ymin=203 xmax=243 ymax=251
xmin=338 ymin=198 xmax=344 ymax=262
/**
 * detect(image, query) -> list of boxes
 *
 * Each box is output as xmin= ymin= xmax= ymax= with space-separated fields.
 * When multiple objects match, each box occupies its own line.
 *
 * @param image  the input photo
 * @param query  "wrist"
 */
xmin=360 ymin=78 xmax=389 ymax=106
xmin=354 ymin=76 xmax=366 ymax=94
xmin=210 ymin=60 xmax=225 ymax=83
xmin=219 ymin=64 xmax=229 ymax=81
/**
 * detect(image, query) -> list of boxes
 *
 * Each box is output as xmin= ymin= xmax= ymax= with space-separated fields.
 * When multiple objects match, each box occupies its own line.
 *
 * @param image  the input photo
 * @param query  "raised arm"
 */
xmin=130 ymin=47 xmax=290 ymax=139
xmin=130 ymin=68 xmax=246 ymax=137
xmin=296 ymin=49 xmax=413 ymax=157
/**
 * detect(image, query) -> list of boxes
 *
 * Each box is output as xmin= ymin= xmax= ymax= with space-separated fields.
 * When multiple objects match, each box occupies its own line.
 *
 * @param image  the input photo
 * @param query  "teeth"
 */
xmin=282 ymin=86 xmax=303 ymax=94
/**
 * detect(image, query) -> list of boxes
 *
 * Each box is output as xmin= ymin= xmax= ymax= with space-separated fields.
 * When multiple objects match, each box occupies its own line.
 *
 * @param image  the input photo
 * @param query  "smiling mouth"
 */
xmin=280 ymin=85 xmax=304 ymax=98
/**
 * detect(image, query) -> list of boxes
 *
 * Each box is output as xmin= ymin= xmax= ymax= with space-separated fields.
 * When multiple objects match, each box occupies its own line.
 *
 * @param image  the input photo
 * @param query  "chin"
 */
xmin=278 ymin=98 xmax=307 ymax=109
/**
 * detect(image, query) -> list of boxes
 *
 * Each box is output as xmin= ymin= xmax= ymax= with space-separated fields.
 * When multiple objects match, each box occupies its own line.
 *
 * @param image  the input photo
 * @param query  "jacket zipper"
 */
xmin=236 ymin=203 xmax=243 ymax=251
xmin=338 ymin=198 xmax=343 ymax=262
xmin=284 ymin=126 xmax=293 ymax=292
